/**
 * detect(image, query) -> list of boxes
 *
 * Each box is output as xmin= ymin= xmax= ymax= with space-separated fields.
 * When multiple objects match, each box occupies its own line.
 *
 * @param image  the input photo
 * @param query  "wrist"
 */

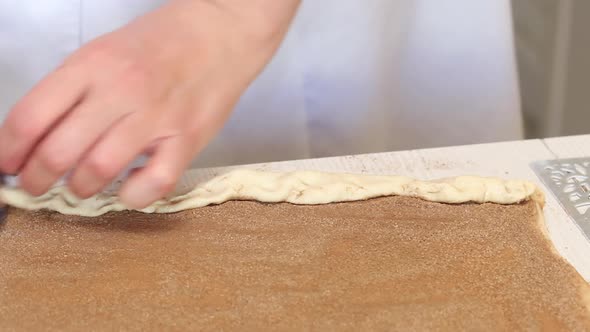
xmin=173 ymin=0 xmax=301 ymax=45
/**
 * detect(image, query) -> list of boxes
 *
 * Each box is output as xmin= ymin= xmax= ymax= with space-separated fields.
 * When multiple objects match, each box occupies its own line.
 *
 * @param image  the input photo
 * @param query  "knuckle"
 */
xmin=85 ymin=155 xmax=119 ymax=180
xmin=150 ymin=168 xmax=177 ymax=194
xmin=37 ymin=149 xmax=71 ymax=174
xmin=69 ymin=183 xmax=95 ymax=199
xmin=7 ymin=105 xmax=42 ymax=139
xmin=74 ymin=40 xmax=153 ymax=101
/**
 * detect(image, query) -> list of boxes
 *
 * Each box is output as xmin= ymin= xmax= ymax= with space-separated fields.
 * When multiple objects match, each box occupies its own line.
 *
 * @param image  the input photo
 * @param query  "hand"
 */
xmin=0 ymin=0 xmax=300 ymax=208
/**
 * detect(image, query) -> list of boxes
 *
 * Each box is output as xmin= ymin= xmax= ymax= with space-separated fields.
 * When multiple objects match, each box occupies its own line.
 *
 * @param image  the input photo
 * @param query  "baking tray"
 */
xmin=531 ymin=157 xmax=590 ymax=240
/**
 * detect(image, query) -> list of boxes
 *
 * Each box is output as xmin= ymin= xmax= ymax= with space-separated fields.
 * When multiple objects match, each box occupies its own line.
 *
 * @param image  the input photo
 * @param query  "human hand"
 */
xmin=0 ymin=0 xmax=300 ymax=208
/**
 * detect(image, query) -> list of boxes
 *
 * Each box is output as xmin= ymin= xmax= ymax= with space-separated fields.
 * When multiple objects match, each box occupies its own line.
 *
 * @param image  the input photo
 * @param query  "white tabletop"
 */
xmin=183 ymin=134 xmax=590 ymax=282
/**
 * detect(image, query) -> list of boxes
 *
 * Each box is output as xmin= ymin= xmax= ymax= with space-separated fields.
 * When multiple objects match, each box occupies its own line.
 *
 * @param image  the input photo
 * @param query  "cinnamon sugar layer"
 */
xmin=1 ymin=197 xmax=588 ymax=331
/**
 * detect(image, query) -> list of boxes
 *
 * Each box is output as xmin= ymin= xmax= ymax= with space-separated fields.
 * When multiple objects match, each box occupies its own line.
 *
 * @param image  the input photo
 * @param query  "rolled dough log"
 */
xmin=0 ymin=169 xmax=545 ymax=216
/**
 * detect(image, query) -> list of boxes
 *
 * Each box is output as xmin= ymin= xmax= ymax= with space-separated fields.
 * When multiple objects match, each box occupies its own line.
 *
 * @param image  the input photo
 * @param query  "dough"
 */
xmin=2 ymin=196 xmax=589 ymax=330
xmin=0 ymin=169 xmax=545 ymax=217
xmin=4 ymin=169 xmax=590 ymax=330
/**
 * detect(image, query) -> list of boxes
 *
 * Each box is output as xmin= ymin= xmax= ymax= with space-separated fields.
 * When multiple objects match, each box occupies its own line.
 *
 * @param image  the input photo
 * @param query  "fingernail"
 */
xmin=120 ymin=181 xmax=159 ymax=209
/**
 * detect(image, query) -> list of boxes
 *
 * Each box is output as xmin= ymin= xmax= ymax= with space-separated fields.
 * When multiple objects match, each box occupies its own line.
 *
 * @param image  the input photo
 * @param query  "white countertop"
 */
xmin=183 ymin=134 xmax=590 ymax=282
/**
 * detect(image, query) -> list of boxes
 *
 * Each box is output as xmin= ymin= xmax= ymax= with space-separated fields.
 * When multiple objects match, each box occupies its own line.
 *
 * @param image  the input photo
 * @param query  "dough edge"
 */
xmin=0 ymin=169 xmax=545 ymax=217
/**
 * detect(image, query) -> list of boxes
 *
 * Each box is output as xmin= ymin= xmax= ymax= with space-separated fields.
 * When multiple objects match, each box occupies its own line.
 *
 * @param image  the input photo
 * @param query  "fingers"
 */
xmin=68 ymin=91 xmax=229 ymax=204
xmin=0 ymin=64 xmax=87 ymax=174
xmin=18 ymin=97 xmax=132 ymax=195
xmin=118 ymin=136 xmax=194 ymax=209
xmin=116 ymin=102 xmax=228 ymax=209
xmin=66 ymin=112 xmax=154 ymax=198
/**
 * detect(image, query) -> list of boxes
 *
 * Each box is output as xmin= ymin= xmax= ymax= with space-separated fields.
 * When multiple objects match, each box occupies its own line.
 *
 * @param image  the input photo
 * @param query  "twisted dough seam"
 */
xmin=0 ymin=169 xmax=545 ymax=217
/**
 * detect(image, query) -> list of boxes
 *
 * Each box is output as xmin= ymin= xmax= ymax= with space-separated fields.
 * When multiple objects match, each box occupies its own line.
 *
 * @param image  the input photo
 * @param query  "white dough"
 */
xmin=0 ymin=169 xmax=545 ymax=217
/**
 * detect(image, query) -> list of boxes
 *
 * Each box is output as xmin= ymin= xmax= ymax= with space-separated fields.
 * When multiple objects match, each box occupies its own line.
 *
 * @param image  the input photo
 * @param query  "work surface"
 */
xmin=179 ymin=134 xmax=590 ymax=282
xmin=2 ymin=134 xmax=590 ymax=331
xmin=4 ymin=197 xmax=590 ymax=330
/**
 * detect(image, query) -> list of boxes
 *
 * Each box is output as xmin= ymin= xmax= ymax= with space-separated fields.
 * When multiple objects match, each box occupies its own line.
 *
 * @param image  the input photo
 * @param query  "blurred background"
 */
xmin=512 ymin=0 xmax=589 ymax=139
